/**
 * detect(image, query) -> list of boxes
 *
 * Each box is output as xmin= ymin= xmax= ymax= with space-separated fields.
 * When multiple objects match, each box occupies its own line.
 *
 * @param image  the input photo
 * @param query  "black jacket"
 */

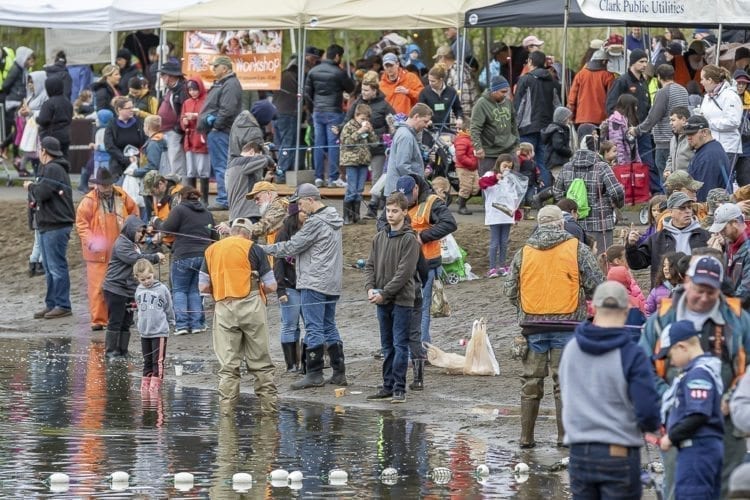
xmin=154 ymin=200 xmax=216 ymax=260
xmin=514 ymin=67 xmax=561 ymax=135
xmin=44 ymin=62 xmax=73 ymax=100
xmin=274 ymin=66 xmax=298 ymax=116
xmin=1 ymin=62 xmax=26 ymax=104
xmin=117 ymin=63 xmax=141 ymax=95
xmin=28 ymin=157 xmax=75 ymax=232
xmin=304 ymin=60 xmax=355 ymax=113
xmin=273 ymin=215 xmax=300 ymax=296
xmin=104 ymin=118 xmax=146 ymax=177
xmin=345 ymin=90 xmax=395 ymax=156
xmin=91 ymin=80 xmax=117 ymax=113
xmin=418 ymin=84 xmax=463 ymax=129
xmin=199 ymin=73 xmax=243 ymax=133
xmin=606 ymin=70 xmax=651 ymax=123
xmin=541 ymin=122 xmax=573 ymax=167
xmin=37 ymin=78 xmax=73 ymax=145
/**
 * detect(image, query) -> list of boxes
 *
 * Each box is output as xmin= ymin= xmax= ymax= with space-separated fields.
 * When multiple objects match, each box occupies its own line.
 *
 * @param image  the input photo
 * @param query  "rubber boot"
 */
xmin=352 ymin=200 xmax=361 ymax=224
xmin=117 ymin=329 xmax=131 ymax=358
xmin=281 ymin=342 xmax=298 ymax=372
xmin=290 ymin=344 xmax=325 ymax=390
xmin=343 ymin=201 xmax=353 ymax=225
xmin=531 ymin=186 xmax=554 ymax=209
xmin=105 ymin=330 xmax=119 ymax=359
xmin=409 ymin=359 xmax=424 ymax=391
xmin=149 ymin=377 xmax=162 ymax=393
xmin=555 ymin=395 xmax=564 ymax=447
xmin=364 ymin=196 xmax=379 ymax=219
xmin=187 ymin=177 xmax=197 ymax=188
xmin=200 ymin=178 xmax=210 ymax=206
xmin=520 ymin=399 xmax=540 ymax=448
xmin=326 ymin=342 xmax=348 ymax=386
xmin=140 ymin=376 xmax=151 ymax=394
xmin=299 ymin=341 xmax=306 ymax=375
xmin=458 ymin=196 xmax=472 ymax=215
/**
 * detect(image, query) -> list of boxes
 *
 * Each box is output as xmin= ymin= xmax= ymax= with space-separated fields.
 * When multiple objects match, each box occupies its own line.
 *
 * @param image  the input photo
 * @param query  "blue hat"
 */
xmin=251 ymin=99 xmax=277 ymax=127
xmin=687 ymin=256 xmax=723 ymax=289
xmin=96 ymin=109 xmax=114 ymax=127
xmin=489 ymin=75 xmax=509 ymax=93
xmin=395 ymin=175 xmax=416 ymax=202
xmin=654 ymin=320 xmax=699 ymax=359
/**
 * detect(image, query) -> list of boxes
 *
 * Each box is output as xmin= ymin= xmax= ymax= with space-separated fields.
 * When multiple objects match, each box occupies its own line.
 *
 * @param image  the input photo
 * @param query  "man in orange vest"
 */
xmin=200 ymin=218 xmax=278 ymax=415
xmin=505 ymin=204 xmax=603 ymax=448
xmin=640 ymin=255 xmax=750 ymax=499
xmin=75 ymin=168 xmax=139 ymax=330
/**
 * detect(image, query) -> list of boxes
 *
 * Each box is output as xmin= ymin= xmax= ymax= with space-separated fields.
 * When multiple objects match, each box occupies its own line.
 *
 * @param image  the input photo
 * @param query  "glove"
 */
xmin=206 ymin=115 xmax=216 ymax=127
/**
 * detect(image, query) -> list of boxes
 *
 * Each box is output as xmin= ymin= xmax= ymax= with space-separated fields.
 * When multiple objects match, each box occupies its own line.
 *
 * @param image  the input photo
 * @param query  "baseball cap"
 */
xmin=522 ymin=35 xmax=544 ymax=48
xmin=211 ymin=55 xmax=233 ymax=68
xmin=382 ymin=53 xmax=399 ymax=66
xmin=231 ymin=217 xmax=254 ymax=232
xmin=666 ymin=191 xmax=694 ymax=209
xmin=709 ymin=203 xmax=744 ymax=233
xmin=490 ymin=42 xmax=508 ymax=55
xmin=246 ymin=181 xmax=277 ymax=199
xmin=590 ymin=49 xmax=609 ymax=61
xmin=592 ymin=281 xmax=629 ymax=309
xmin=305 ymin=46 xmax=322 ymax=58
xmin=589 ymin=39 xmax=604 ymax=50
xmin=683 ymin=114 xmax=710 ymax=135
xmin=653 ymin=320 xmax=700 ymax=359
xmin=288 ymin=183 xmax=320 ymax=202
xmin=142 ymin=170 xmax=165 ymax=193
xmin=433 ymin=46 xmax=455 ymax=60
xmin=40 ymin=136 xmax=63 ymax=157
xmin=687 ymin=255 xmax=724 ymax=289
xmin=734 ymin=69 xmax=750 ymax=83
xmin=665 ymin=170 xmax=703 ymax=193
xmin=537 ymin=205 xmax=563 ymax=224
xmin=395 ymin=175 xmax=417 ymax=202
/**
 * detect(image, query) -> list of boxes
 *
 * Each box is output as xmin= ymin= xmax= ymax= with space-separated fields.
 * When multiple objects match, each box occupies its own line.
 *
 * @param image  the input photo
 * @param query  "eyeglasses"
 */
xmin=121 ymin=106 xmax=134 ymax=110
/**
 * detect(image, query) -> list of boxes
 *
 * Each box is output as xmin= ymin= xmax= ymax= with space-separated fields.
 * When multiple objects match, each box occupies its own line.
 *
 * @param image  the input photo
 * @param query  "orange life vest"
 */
xmin=519 ymin=238 xmax=580 ymax=315
xmin=408 ymin=194 xmax=441 ymax=260
xmin=153 ymin=184 xmax=183 ymax=245
xmin=204 ymin=236 xmax=263 ymax=303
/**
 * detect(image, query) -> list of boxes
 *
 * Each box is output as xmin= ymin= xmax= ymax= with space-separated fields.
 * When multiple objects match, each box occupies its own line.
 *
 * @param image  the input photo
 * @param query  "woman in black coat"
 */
xmin=91 ymin=64 xmax=121 ymax=113
xmin=104 ymin=96 xmax=146 ymax=178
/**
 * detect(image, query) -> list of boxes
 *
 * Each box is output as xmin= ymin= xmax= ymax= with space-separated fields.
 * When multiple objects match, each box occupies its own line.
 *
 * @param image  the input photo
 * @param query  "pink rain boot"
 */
xmin=149 ymin=376 xmax=162 ymax=394
xmin=140 ymin=376 xmax=151 ymax=394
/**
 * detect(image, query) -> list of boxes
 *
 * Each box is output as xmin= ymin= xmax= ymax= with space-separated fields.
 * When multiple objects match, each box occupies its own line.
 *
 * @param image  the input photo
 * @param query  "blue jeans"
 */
xmin=207 ymin=129 xmax=230 ymax=206
xmin=675 ymin=437 xmax=722 ymax=500
xmin=489 ymin=223 xmax=511 ymax=269
xmin=636 ymin=133 xmax=662 ymax=194
xmin=420 ymin=268 xmax=439 ymax=343
xmin=300 ymin=289 xmax=341 ymax=349
xmin=171 ymin=256 xmax=205 ymax=330
xmin=279 ymin=288 xmax=302 ymax=343
xmin=39 ymin=226 xmax=72 ymax=311
xmin=527 ymin=332 xmax=573 ymax=353
xmin=274 ymin=114 xmax=298 ymax=175
xmin=654 ymin=146 xmax=669 ymax=179
xmin=345 ymin=165 xmax=368 ymax=202
xmin=376 ymin=303 xmax=411 ymax=393
xmin=569 ymin=443 xmax=642 ymax=500
xmin=520 ymin=132 xmax=550 ymax=185
xmin=312 ymin=111 xmax=343 ymax=182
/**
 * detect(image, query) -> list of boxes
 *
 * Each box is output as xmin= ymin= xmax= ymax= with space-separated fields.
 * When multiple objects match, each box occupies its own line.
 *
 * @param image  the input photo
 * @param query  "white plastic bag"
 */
xmin=425 ymin=342 xmax=465 ymax=374
xmin=19 ymin=117 xmax=38 ymax=153
xmin=440 ymin=234 xmax=461 ymax=264
xmin=463 ymin=318 xmax=499 ymax=376
xmin=122 ymin=173 xmax=144 ymax=206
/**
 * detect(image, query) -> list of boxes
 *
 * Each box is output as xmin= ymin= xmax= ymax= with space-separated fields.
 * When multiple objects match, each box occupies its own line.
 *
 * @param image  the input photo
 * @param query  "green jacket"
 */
xmin=470 ymin=90 xmax=519 ymax=157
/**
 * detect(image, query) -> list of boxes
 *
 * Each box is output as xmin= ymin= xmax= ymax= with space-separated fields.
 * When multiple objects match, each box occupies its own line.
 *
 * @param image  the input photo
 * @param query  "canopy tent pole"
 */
xmin=561 ymin=0 xmax=570 ymax=105
xmin=483 ymin=27 xmax=490 ymax=89
xmin=716 ymin=24 xmax=723 ymax=65
xmin=290 ymin=28 xmax=296 ymax=54
xmin=293 ymin=26 xmax=306 ymax=173
xmin=156 ymin=29 xmax=166 ymax=101
xmin=458 ymin=26 xmax=466 ymax=117
xmin=110 ymin=31 xmax=117 ymax=64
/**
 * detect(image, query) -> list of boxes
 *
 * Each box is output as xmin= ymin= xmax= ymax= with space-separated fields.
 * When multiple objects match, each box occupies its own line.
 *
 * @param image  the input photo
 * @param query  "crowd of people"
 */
xmin=3 ymin=24 xmax=750 ymax=499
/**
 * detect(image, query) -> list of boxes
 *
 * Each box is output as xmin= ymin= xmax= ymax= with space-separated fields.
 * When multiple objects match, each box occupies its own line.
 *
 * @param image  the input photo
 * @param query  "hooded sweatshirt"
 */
xmin=26 ymin=71 xmax=48 ymax=115
xmin=225 ymin=154 xmax=273 ymax=220
xmin=44 ymin=59 xmax=73 ymax=101
xmin=228 ymin=110 xmax=264 ymax=160
xmin=135 ymin=279 xmax=175 ymax=338
xmin=103 ymin=215 xmax=162 ymax=297
xmin=560 ymin=320 xmax=662 ymax=446
xmin=264 ymin=206 xmax=344 ymax=296
xmin=540 ymin=107 xmax=573 ymax=167
xmin=1 ymin=46 xmax=33 ymax=106
xmin=155 ymin=199 xmax=215 ymax=260
xmin=364 ymin=222 xmax=421 ymax=307
xmin=37 ymin=77 xmax=73 ymax=145
xmin=27 ymin=156 xmax=75 ymax=232
xmin=470 ymin=89 xmax=519 ymax=157
xmin=180 ymin=77 xmax=208 ymax=154
xmin=514 ymin=67 xmax=561 ymax=135
xmin=663 ymin=218 xmax=702 ymax=255
xmin=383 ymin=122 xmax=424 ymax=196
xmin=505 ymin=225 xmax=603 ymax=332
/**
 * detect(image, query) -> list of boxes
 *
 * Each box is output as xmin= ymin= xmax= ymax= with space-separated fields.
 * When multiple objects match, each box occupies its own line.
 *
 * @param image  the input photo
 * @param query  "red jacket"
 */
xmin=180 ymin=77 xmax=208 ymax=154
xmin=454 ymin=131 xmax=478 ymax=170
xmin=567 ymin=65 xmax=615 ymax=125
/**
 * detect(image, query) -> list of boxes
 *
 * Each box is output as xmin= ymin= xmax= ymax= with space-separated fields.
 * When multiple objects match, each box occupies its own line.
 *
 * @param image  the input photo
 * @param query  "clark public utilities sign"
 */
xmin=576 ymin=0 xmax=738 ymax=24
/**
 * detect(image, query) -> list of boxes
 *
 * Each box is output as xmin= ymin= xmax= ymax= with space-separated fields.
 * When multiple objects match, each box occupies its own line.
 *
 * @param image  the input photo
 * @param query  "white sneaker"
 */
xmin=192 ymin=327 xmax=207 ymax=334
xmin=331 ymin=178 xmax=347 ymax=188
xmin=174 ymin=329 xmax=189 ymax=336
xmin=314 ymin=178 xmax=324 ymax=187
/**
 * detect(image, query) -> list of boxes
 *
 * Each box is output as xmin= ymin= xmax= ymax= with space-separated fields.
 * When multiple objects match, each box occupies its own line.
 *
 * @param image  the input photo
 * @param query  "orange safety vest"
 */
xmin=153 ymin=184 xmax=183 ymax=244
xmin=204 ymin=236 xmax=264 ymax=303
xmin=519 ymin=238 xmax=580 ymax=315
xmin=653 ymin=297 xmax=746 ymax=386
xmin=408 ymin=194 xmax=441 ymax=260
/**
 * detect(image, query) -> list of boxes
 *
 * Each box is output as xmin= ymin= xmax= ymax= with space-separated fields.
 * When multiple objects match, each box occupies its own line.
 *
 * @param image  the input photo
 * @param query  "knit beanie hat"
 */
xmin=629 ymin=49 xmax=648 ymax=66
xmin=96 ymin=109 xmax=114 ymax=128
xmin=553 ymin=106 xmax=572 ymax=124
xmin=251 ymin=99 xmax=278 ymax=127
xmin=489 ymin=75 xmax=510 ymax=92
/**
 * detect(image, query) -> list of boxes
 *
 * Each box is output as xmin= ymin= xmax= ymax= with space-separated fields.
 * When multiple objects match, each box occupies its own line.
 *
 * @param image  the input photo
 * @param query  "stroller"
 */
xmin=422 ymin=127 xmax=460 ymax=199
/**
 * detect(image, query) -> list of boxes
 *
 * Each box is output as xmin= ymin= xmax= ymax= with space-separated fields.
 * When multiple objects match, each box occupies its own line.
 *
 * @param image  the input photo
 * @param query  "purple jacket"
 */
xmin=645 ymin=283 xmax=672 ymax=316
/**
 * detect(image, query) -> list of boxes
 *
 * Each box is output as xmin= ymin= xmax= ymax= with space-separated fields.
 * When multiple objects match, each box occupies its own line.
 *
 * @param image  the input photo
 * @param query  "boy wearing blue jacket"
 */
xmin=560 ymin=281 xmax=661 ymax=500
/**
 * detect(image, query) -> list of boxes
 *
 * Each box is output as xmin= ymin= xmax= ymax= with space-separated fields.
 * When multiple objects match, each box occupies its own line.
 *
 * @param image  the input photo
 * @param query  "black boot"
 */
xmin=299 ymin=341 xmax=307 ymax=374
xmin=352 ymin=200 xmax=361 ymax=223
xmin=343 ymin=201 xmax=353 ymax=225
xmin=326 ymin=341 xmax=348 ymax=386
xmin=409 ymin=359 xmax=424 ymax=391
xmin=187 ymin=177 xmax=197 ymax=188
xmin=200 ymin=178 xmax=210 ymax=206
xmin=364 ymin=196 xmax=379 ymax=219
xmin=531 ymin=187 xmax=554 ymax=209
xmin=28 ymin=262 xmax=36 ymax=277
xmin=290 ymin=344 xmax=325 ymax=390
xmin=281 ymin=342 xmax=298 ymax=372
xmin=458 ymin=197 xmax=472 ymax=215
xmin=117 ymin=329 xmax=131 ymax=358
xmin=105 ymin=330 xmax=119 ymax=359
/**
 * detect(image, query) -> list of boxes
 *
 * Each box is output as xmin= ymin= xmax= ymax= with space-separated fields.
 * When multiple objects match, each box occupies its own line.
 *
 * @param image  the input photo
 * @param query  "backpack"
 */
xmin=566 ymin=178 xmax=590 ymax=218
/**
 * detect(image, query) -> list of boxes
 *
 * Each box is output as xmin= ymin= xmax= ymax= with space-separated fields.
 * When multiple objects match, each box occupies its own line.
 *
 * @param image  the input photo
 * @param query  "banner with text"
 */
xmin=576 ymin=0 xmax=719 ymax=24
xmin=45 ymin=29 xmax=111 ymax=65
xmin=183 ymin=30 xmax=282 ymax=90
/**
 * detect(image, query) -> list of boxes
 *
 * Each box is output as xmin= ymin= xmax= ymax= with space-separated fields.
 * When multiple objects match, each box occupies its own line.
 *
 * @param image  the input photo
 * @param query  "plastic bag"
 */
xmin=430 ymin=275 xmax=451 ymax=318
xmin=440 ymin=234 xmax=461 ymax=264
xmin=122 ymin=173 xmax=144 ymax=206
xmin=463 ymin=318 xmax=500 ymax=376
xmin=425 ymin=343 xmax=465 ymax=374
xmin=19 ymin=117 xmax=38 ymax=153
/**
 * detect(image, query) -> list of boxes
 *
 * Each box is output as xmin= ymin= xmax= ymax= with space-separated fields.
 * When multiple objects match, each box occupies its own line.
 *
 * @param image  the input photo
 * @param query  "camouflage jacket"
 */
xmin=250 ymin=197 xmax=289 ymax=242
xmin=339 ymin=118 xmax=374 ymax=167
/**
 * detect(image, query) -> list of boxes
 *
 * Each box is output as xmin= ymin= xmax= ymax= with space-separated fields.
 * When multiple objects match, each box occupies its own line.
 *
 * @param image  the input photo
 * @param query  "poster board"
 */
xmin=183 ymin=29 xmax=283 ymax=90
xmin=44 ymin=29 xmax=111 ymax=65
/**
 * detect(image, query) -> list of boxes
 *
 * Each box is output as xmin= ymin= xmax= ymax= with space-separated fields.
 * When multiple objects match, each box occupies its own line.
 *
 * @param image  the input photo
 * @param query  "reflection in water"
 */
xmin=0 ymin=336 xmax=569 ymax=497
